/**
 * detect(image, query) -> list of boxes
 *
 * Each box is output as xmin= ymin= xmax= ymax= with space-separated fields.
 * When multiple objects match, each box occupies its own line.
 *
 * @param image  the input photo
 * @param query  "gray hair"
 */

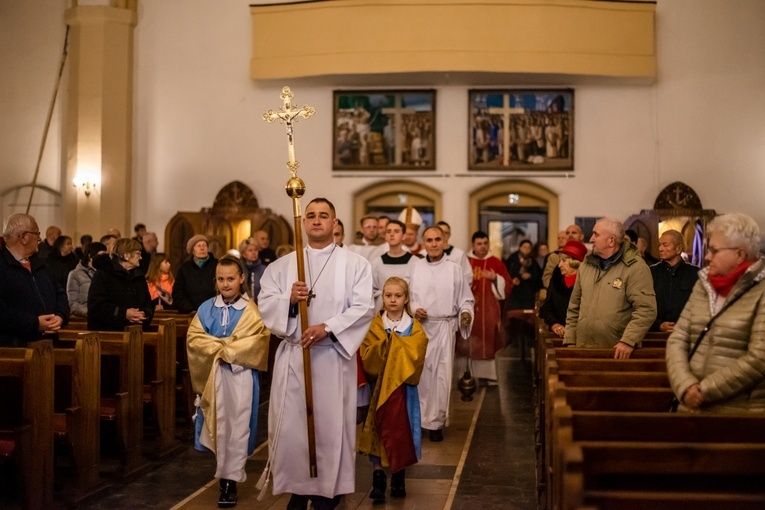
xmin=708 ymin=213 xmax=761 ymax=260
xmin=661 ymin=229 xmax=685 ymax=251
xmin=2 ymin=213 xmax=35 ymax=238
xmin=598 ymin=217 xmax=626 ymax=244
xmin=238 ymin=237 xmax=258 ymax=254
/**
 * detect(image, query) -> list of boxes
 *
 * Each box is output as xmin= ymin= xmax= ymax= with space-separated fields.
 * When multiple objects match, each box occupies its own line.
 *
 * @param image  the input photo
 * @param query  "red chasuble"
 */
xmin=462 ymin=255 xmax=512 ymax=359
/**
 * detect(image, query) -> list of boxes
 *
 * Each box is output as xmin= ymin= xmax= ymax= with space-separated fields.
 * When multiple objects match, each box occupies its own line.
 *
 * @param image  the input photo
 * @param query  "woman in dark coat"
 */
xmin=539 ymin=240 xmax=587 ymax=337
xmin=505 ymin=239 xmax=543 ymax=310
xmin=87 ymin=238 xmax=154 ymax=331
xmin=172 ymin=235 xmax=217 ymax=313
xmin=47 ymin=235 xmax=80 ymax=289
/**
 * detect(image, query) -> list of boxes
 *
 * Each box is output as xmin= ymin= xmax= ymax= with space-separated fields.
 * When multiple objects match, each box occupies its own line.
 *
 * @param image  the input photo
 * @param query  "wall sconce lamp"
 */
xmin=73 ymin=174 xmax=97 ymax=197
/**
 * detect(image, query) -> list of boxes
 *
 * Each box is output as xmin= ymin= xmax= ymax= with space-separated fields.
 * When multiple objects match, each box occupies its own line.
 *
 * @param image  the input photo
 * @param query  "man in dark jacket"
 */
xmin=650 ymin=229 xmax=698 ymax=332
xmin=172 ymin=234 xmax=217 ymax=313
xmin=0 ymin=213 xmax=69 ymax=346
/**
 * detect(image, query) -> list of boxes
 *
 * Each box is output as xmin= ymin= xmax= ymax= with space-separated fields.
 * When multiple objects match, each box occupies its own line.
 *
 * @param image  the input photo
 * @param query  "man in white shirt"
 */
xmin=370 ymin=220 xmax=418 ymax=311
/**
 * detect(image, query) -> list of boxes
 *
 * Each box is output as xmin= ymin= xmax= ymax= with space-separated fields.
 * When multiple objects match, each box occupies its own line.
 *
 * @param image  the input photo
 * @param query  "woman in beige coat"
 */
xmin=666 ymin=213 xmax=765 ymax=413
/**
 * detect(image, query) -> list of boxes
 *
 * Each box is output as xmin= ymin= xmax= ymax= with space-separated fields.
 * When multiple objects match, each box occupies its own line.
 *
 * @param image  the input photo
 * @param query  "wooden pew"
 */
xmin=543 ymin=352 xmax=669 ymax=510
xmin=62 ymin=320 xmax=181 ymax=458
xmin=557 ymin=408 xmax=765 ymax=509
xmin=52 ymin=332 xmax=106 ymax=502
xmin=0 ymin=340 xmax=54 ymax=509
xmin=59 ymin=327 xmax=145 ymax=478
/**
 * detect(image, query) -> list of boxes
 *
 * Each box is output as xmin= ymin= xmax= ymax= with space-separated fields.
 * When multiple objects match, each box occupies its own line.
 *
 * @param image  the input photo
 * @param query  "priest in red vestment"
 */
xmin=464 ymin=230 xmax=512 ymax=382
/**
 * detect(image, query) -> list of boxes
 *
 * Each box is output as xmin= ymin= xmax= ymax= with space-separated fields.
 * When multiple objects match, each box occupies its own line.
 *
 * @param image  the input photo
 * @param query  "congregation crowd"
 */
xmin=1 ymin=204 xmax=764 ymax=509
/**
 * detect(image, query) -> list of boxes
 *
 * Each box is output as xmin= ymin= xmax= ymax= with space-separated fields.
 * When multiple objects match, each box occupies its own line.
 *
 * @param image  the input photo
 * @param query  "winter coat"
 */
xmin=172 ymin=256 xmax=217 ymax=314
xmin=564 ymin=241 xmax=656 ymax=348
xmin=46 ymin=252 xmax=79 ymax=290
xmin=67 ymin=262 xmax=96 ymax=317
xmin=539 ymin=266 xmax=574 ymax=329
xmin=650 ymin=259 xmax=699 ymax=331
xmin=666 ymin=257 xmax=765 ymax=413
xmin=0 ymin=244 xmax=69 ymax=346
xmin=87 ymin=256 xmax=154 ymax=331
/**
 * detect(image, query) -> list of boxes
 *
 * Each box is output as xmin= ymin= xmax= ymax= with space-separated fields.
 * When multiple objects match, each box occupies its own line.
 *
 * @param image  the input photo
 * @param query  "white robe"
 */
xmin=258 ymin=243 xmax=374 ymax=498
xmin=409 ymin=257 xmax=474 ymax=430
xmin=370 ymin=252 xmax=418 ymax=312
xmin=347 ymin=241 xmax=388 ymax=261
xmin=445 ymin=245 xmax=474 ymax=287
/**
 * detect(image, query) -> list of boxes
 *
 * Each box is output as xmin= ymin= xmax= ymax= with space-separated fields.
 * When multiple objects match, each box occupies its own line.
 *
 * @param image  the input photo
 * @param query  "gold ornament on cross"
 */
xmin=263 ymin=86 xmax=316 ymax=177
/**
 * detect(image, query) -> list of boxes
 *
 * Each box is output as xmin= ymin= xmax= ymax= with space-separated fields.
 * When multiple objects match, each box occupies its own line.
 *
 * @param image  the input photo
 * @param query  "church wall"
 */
xmin=3 ymin=1 xmax=765 ymax=253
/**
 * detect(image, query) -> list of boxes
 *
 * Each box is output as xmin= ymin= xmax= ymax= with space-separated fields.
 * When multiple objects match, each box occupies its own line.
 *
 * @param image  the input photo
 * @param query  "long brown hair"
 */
xmin=145 ymin=253 xmax=174 ymax=286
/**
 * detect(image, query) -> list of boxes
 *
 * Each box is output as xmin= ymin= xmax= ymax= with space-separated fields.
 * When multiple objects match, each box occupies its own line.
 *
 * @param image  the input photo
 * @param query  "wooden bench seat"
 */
xmin=58 ymin=326 xmax=145 ymax=478
xmin=0 ymin=340 xmax=54 ymax=509
xmin=562 ymin=440 xmax=765 ymax=510
xmin=53 ymin=332 xmax=104 ymax=502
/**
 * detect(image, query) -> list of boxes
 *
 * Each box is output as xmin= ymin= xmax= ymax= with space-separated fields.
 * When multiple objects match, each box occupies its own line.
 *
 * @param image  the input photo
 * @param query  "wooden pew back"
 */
xmin=0 ymin=340 xmax=54 ymax=509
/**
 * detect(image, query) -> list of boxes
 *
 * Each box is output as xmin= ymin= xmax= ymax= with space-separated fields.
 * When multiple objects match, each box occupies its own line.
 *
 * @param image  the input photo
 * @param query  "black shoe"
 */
xmin=369 ymin=469 xmax=387 ymax=501
xmin=311 ymin=495 xmax=342 ymax=510
xmin=218 ymin=479 xmax=237 ymax=508
xmin=429 ymin=429 xmax=443 ymax=442
xmin=287 ymin=494 xmax=309 ymax=510
xmin=390 ymin=469 xmax=406 ymax=498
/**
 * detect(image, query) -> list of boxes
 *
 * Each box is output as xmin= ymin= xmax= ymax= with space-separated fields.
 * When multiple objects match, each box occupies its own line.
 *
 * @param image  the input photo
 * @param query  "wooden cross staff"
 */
xmin=263 ymin=86 xmax=318 ymax=478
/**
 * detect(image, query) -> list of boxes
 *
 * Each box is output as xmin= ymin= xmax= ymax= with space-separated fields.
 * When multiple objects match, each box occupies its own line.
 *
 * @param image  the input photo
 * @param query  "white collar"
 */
xmin=306 ymin=242 xmax=336 ymax=254
xmin=468 ymin=250 xmax=493 ymax=260
xmin=382 ymin=311 xmax=413 ymax=333
xmin=213 ymin=294 xmax=249 ymax=310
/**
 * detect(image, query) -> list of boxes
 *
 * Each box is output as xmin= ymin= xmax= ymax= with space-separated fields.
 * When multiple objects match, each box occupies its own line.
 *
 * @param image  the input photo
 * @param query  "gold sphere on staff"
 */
xmin=286 ymin=176 xmax=306 ymax=199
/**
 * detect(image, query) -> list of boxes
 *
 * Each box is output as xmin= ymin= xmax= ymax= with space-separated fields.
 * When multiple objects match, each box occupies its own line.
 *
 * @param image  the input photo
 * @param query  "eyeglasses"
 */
xmin=21 ymin=231 xmax=41 ymax=238
xmin=707 ymin=246 xmax=740 ymax=256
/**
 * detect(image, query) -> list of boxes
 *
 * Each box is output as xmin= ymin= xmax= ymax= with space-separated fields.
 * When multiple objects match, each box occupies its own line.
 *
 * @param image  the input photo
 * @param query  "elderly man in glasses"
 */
xmin=0 ymin=213 xmax=69 ymax=346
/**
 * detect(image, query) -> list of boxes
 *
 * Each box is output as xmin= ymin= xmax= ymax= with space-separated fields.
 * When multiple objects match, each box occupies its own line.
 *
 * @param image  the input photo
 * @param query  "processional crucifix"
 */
xmin=263 ymin=86 xmax=318 ymax=477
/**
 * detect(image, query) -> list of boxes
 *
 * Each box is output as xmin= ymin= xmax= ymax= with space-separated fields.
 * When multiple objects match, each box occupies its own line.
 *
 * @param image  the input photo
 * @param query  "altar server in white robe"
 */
xmin=187 ymin=256 xmax=270 ymax=508
xmin=437 ymin=220 xmax=473 ymax=287
xmin=410 ymin=226 xmax=474 ymax=442
xmin=258 ymin=198 xmax=375 ymax=510
xmin=370 ymin=219 xmax=418 ymax=311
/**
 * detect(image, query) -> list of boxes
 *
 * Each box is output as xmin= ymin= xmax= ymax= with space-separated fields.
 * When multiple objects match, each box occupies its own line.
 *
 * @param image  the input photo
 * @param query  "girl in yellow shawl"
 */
xmin=357 ymin=277 xmax=428 ymax=501
xmin=187 ymin=256 xmax=270 ymax=508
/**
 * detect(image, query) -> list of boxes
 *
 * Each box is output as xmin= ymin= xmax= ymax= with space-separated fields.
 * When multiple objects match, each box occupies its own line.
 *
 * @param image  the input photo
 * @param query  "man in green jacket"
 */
xmin=563 ymin=218 xmax=657 ymax=359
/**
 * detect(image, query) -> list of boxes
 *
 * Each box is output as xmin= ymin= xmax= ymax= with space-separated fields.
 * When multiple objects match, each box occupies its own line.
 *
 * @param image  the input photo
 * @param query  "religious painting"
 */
xmin=333 ymin=90 xmax=436 ymax=171
xmin=468 ymin=89 xmax=574 ymax=171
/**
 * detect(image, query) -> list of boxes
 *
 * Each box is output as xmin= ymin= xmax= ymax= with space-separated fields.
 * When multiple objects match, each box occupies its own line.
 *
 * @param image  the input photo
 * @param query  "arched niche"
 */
xmin=352 ymin=180 xmax=443 ymax=234
xmin=468 ymin=180 xmax=559 ymax=250
xmin=1 ymin=185 xmax=61 ymax=234
xmin=164 ymin=181 xmax=292 ymax=271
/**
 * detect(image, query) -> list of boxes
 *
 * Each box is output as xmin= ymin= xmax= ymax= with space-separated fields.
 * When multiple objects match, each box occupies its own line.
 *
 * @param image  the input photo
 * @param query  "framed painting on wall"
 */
xmin=333 ymin=90 xmax=436 ymax=171
xmin=468 ymin=89 xmax=574 ymax=171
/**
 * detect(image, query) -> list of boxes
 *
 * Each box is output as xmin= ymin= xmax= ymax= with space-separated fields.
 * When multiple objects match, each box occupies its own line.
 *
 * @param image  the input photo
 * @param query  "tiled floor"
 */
xmin=43 ymin=345 xmax=535 ymax=509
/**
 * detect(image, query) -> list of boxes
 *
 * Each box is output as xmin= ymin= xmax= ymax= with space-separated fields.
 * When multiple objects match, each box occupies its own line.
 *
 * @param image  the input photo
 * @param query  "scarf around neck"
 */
xmin=708 ymin=260 xmax=754 ymax=297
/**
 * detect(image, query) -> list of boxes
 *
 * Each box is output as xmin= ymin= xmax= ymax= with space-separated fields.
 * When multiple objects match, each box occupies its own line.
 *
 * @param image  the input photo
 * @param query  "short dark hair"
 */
xmin=134 ymin=223 xmax=146 ymax=233
xmin=387 ymin=219 xmax=406 ymax=234
xmin=472 ymin=230 xmax=489 ymax=243
xmin=80 ymin=234 xmax=93 ymax=245
xmin=100 ymin=234 xmax=118 ymax=243
xmin=519 ymin=239 xmax=533 ymax=249
xmin=436 ymin=220 xmax=451 ymax=230
xmin=625 ymin=229 xmax=638 ymax=243
xmin=307 ymin=197 xmax=336 ymax=217
xmin=336 ymin=219 xmax=344 ymax=231
xmin=84 ymin=242 xmax=106 ymax=264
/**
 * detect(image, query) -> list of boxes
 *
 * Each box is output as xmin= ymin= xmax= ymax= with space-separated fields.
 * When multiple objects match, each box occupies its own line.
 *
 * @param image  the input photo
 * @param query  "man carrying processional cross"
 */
xmin=259 ymin=198 xmax=375 ymax=510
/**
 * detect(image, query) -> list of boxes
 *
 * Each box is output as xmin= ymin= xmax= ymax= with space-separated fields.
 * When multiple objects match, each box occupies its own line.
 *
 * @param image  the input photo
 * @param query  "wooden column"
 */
xmin=64 ymin=2 xmax=137 ymax=240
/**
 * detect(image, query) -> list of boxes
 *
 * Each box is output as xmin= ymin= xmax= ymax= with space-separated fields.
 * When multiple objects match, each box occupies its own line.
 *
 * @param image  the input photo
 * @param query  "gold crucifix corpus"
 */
xmin=263 ymin=86 xmax=316 ymax=176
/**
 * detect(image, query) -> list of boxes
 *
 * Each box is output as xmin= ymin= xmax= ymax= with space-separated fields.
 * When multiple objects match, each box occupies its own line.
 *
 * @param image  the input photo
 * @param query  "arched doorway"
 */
xmin=469 ymin=180 xmax=559 ymax=259
xmin=352 ymin=180 xmax=442 ymax=242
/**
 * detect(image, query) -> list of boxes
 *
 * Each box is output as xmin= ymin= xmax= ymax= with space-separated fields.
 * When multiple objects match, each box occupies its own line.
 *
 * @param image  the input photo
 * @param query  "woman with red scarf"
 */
xmin=667 ymin=213 xmax=765 ymax=413
xmin=539 ymin=240 xmax=587 ymax=337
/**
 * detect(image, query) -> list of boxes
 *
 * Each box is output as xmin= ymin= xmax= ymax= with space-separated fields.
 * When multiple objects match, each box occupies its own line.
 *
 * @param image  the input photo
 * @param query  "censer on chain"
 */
xmin=457 ymin=333 xmax=477 ymax=401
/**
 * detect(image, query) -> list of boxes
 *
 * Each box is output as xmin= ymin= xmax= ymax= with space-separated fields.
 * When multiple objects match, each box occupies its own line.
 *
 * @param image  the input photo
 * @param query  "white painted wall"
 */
xmin=3 ymin=0 xmax=765 ymax=252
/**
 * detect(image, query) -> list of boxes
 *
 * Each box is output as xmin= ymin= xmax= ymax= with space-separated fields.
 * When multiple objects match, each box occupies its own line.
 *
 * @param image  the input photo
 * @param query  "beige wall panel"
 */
xmin=251 ymin=0 xmax=655 ymax=80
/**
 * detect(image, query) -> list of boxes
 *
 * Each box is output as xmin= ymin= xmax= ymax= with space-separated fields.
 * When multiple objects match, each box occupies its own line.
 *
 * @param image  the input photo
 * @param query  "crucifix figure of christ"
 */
xmin=263 ymin=86 xmax=319 ymax=478
xmin=487 ymin=94 xmax=526 ymax=167
xmin=381 ymin=95 xmax=416 ymax=166
xmin=263 ymin=86 xmax=316 ymax=175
